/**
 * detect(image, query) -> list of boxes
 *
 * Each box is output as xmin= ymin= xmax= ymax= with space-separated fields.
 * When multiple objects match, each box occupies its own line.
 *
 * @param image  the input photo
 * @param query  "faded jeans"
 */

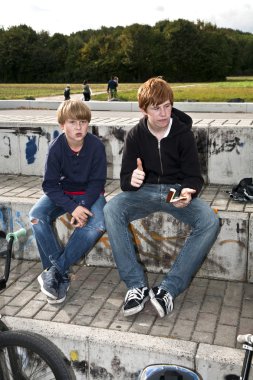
xmin=29 ymin=194 xmax=106 ymax=275
xmin=104 ymin=184 xmax=220 ymax=299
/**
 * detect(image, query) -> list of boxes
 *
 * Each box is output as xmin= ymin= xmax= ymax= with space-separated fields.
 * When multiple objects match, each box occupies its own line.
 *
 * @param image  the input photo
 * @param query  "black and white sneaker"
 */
xmin=123 ymin=287 xmax=149 ymax=316
xmin=149 ymin=286 xmax=173 ymax=318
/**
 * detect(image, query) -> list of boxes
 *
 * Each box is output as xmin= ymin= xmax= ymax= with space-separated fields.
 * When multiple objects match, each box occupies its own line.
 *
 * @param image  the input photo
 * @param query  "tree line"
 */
xmin=0 ymin=18 xmax=252 ymax=83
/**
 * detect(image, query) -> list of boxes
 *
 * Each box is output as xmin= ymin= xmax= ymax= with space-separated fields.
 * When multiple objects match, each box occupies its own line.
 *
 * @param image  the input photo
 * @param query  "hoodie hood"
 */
xmin=172 ymin=107 xmax=192 ymax=129
xmin=139 ymin=107 xmax=192 ymax=139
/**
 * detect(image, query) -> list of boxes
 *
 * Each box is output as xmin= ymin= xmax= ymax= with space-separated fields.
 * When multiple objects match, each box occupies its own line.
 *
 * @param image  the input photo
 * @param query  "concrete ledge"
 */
xmin=3 ymin=316 xmax=249 ymax=380
xmin=0 ymin=99 xmax=253 ymax=113
xmin=196 ymin=343 xmax=246 ymax=379
xmin=0 ymin=176 xmax=252 ymax=283
xmin=4 ymin=315 xmax=198 ymax=380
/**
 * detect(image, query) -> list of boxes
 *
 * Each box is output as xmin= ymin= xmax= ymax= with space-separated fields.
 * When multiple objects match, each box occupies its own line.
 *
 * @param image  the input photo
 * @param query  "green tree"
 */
xmin=118 ymin=24 xmax=167 ymax=81
xmin=0 ymin=25 xmax=38 ymax=82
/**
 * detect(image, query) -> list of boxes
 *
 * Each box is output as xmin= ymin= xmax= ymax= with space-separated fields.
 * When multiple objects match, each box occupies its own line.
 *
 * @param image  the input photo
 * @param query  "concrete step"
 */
xmin=0 ymin=175 xmax=252 ymax=283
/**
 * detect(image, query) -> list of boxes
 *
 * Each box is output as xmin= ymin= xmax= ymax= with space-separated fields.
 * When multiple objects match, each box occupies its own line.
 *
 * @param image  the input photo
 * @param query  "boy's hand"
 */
xmin=71 ymin=205 xmax=93 ymax=228
xmin=172 ymin=188 xmax=196 ymax=208
xmin=131 ymin=158 xmax=145 ymax=187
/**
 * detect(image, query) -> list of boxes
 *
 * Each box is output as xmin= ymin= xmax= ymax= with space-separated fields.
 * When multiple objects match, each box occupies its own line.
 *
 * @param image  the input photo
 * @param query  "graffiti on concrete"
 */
xmin=26 ymin=136 xmax=38 ymax=164
xmin=71 ymin=355 xmax=139 ymax=379
xmin=0 ymin=128 xmax=58 ymax=170
xmin=2 ymin=136 xmax=12 ymax=158
xmin=209 ymin=131 xmax=244 ymax=156
xmin=0 ymin=206 xmax=11 ymax=233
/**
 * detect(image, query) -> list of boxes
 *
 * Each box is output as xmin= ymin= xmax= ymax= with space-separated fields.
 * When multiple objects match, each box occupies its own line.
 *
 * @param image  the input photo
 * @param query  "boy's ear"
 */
xmin=140 ymin=108 xmax=148 ymax=117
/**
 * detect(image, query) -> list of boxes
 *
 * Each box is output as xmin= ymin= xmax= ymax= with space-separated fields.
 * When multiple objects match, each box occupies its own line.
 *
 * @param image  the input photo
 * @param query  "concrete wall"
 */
xmin=1 ymin=121 xmax=253 ymax=184
xmin=4 ymin=316 xmax=249 ymax=380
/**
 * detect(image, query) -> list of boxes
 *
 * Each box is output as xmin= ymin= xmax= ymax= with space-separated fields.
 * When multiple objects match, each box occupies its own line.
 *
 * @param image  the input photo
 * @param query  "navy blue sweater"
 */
xmin=42 ymin=133 xmax=106 ymax=214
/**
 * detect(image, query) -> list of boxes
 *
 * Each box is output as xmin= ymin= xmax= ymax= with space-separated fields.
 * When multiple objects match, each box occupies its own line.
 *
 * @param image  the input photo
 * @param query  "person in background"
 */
xmin=64 ymin=85 xmax=71 ymax=100
xmin=104 ymin=77 xmax=220 ymax=318
xmin=107 ymin=76 xmax=118 ymax=100
xmin=83 ymin=80 xmax=91 ymax=101
xmin=29 ymin=99 xmax=107 ymax=304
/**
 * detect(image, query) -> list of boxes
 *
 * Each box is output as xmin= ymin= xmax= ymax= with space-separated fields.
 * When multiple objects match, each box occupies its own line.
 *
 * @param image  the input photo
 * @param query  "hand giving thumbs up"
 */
xmin=131 ymin=158 xmax=145 ymax=187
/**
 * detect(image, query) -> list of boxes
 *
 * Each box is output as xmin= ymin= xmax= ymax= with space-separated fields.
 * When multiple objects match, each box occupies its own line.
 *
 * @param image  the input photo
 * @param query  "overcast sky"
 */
xmin=1 ymin=0 xmax=253 ymax=35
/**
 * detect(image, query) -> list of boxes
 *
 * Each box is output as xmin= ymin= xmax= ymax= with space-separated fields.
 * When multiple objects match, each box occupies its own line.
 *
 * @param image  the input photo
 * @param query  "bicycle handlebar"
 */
xmin=237 ymin=334 xmax=253 ymax=344
xmin=6 ymin=228 xmax=26 ymax=242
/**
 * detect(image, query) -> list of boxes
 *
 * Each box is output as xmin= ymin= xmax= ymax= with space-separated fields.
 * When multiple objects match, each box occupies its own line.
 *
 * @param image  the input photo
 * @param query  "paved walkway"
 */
xmin=1 ymin=257 xmax=252 ymax=350
xmin=0 ymin=174 xmax=253 ymax=350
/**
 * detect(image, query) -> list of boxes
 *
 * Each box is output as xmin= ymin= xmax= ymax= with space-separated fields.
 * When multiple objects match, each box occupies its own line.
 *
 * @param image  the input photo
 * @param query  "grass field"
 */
xmin=0 ymin=77 xmax=252 ymax=102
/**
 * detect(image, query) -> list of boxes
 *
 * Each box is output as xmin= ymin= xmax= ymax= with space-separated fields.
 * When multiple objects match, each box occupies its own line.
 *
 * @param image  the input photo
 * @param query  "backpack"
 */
xmin=227 ymin=178 xmax=253 ymax=201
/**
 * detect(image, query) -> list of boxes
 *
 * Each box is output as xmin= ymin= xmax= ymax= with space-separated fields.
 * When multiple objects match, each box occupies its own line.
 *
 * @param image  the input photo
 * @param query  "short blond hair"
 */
xmin=57 ymin=99 xmax=91 ymax=124
xmin=137 ymin=77 xmax=174 ymax=111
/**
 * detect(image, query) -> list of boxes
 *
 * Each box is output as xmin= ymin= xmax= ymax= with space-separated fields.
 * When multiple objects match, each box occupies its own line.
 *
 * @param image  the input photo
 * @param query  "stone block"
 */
xmin=208 ymin=125 xmax=253 ymax=184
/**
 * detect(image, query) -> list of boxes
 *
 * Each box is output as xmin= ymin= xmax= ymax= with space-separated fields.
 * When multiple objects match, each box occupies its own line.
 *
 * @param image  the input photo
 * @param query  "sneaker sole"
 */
xmin=123 ymin=295 xmax=150 ymax=317
xmin=47 ymin=284 xmax=70 ymax=304
xmin=149 ymin=289 xmax=165 ymax=318
xmin=37 ymin=274 xmax=58 ymax=300
xmin=47 ymin=295 xmax=66 ymax=304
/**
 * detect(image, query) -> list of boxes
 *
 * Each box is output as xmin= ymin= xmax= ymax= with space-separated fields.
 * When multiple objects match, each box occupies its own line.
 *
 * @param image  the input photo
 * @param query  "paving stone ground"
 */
xmin=0 ymin=174 xmax=253 ymax=350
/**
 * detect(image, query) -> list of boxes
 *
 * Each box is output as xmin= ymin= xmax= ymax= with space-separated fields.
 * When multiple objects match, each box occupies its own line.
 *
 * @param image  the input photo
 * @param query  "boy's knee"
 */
xmin=213 ymin=216 xmax=221 ymax=234
xmin=29 ymin=210 xmax=39 ymax=224
xmin=30 ymin=217 xmax=39 ymax=225
xmin=104 ymin=200 xmax=117 ymax=217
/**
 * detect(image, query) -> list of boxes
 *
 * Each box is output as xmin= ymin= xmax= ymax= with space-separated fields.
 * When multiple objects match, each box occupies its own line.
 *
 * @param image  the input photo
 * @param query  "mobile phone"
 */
xmin=166 ymin=188 xmax=187 ymax=203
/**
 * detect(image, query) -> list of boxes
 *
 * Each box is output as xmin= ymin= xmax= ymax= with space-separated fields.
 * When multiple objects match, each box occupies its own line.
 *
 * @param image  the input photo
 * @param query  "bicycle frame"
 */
xmin=237 ymin=334 xmax=253 ymax=380
xmin=0 ymin=228 xmax=26 ymax=291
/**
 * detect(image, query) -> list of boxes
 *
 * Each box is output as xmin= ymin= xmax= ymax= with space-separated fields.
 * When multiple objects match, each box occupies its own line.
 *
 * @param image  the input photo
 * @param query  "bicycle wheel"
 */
xmin=0 ymin=330 xmax=75 ymax=379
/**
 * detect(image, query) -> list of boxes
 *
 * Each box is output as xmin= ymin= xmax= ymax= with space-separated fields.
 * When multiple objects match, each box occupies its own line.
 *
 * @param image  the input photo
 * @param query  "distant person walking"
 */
xmin=64 ymin=85 xmax=71 ymax=101
xmin=82 ymin=80 xmax=91 ymax=101
xmin=107 ymin=76 xmax=118 ymax=100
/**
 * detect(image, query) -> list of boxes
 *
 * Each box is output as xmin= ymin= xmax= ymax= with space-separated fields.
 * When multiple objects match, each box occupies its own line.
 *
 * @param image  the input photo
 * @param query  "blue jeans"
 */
xmin=29 ymin=194 xmax=106 ymax=275
xmin=104 ymin=184 xmax=220 ymax=299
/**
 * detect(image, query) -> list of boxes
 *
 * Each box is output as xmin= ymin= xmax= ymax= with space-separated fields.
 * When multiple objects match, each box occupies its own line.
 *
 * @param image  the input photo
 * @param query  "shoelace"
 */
xmin=47 ymin=268 xmax=59 ymax=286
xmin=162 ymin=291 xmax=173 ymax=312
xmin=125 ymin=288 xmax=145 ymax=302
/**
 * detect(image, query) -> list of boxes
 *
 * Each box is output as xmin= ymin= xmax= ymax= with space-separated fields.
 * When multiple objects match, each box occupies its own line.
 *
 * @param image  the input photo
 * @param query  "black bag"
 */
xmin=228 ymin=178 xmax=253 ymax=201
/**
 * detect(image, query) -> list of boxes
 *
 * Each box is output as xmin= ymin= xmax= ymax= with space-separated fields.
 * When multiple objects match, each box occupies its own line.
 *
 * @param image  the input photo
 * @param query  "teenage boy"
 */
xmin=29 ymin=99 xmax=106 ymax=304
xmin=104 ymin=77 xmax=220 ymax=318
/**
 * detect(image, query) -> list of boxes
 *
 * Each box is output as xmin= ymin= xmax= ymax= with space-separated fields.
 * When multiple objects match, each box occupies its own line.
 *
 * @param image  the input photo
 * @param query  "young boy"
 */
xmin=104 ymin=77 xmax=220 ymax=318
xmin=29 ymin=99 xmax=107 ymax=304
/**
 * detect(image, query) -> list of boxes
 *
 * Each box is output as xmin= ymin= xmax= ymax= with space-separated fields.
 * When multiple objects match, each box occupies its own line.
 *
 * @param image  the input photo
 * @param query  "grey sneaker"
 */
xmin=37 ymin=266 xmax=59 ymax=299
xmin=47 ymin=275 xmax=70 ymax=304
xmin=123 ymin=287 xmax=149 ymax=316
xmin=149 ymin=286 xmax=173 ymax=318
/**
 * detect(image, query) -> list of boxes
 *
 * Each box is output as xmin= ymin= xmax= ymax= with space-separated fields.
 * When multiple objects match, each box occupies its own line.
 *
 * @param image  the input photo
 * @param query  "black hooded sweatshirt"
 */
xmin=120 ymin=107 xmax=203 ymax=195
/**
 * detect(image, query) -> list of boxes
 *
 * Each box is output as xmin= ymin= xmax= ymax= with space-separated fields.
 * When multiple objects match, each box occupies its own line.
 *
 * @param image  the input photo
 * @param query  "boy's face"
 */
xmin=61 ymin=119 xmax=89 ymax=145
xmin=141 ymin=99 xmax=172 ymax=129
